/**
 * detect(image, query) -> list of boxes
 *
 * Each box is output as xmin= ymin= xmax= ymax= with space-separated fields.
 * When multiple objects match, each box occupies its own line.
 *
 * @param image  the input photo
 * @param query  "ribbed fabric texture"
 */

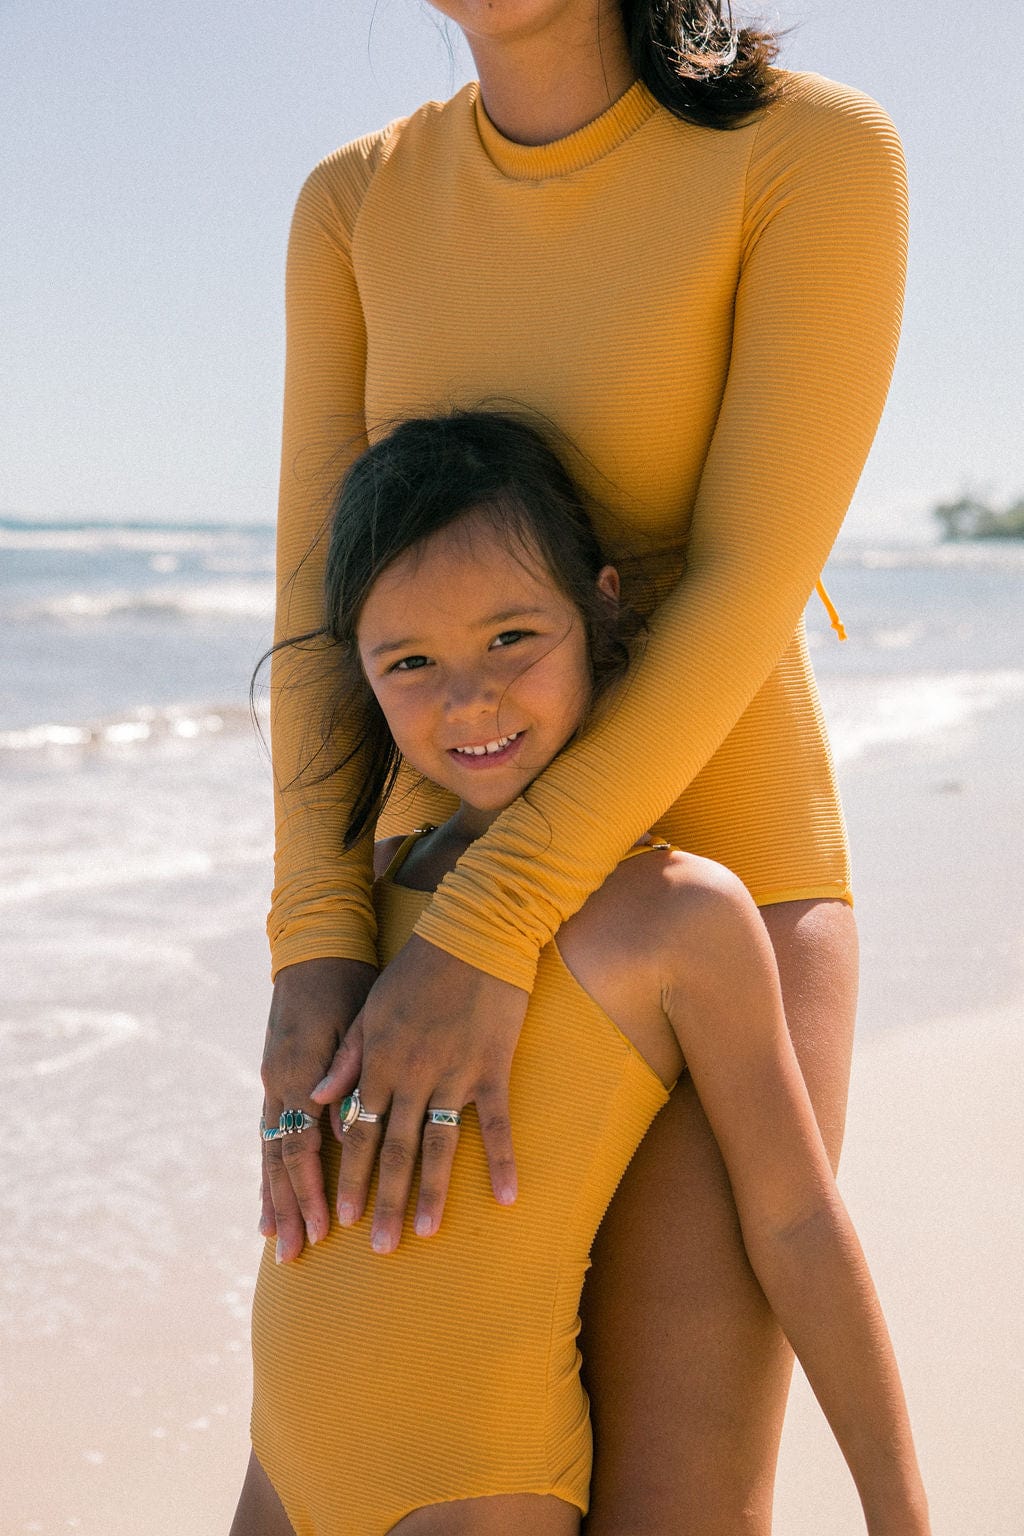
xmin=251 ymin=866 xmax=670 ymax=1532
xmin=266 ymin=72 xmax=908 ymax=986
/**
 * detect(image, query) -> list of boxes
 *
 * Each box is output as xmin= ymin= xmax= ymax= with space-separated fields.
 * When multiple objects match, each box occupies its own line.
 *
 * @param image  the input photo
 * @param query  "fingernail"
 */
xmin=275 ymin=1239 xmax=285 ymax=1264
xmin=312 ymin=1076 xmax=331 ymax=1097
xmin=305 ymin=1223 xmax=319 ymax=1246
xmin=337 ymin=1201 xmax=356 ymax=1226
xmin=371 ymin=1229 xmax=391 ymax=1255
xmin=498 ymin=1185 xmax=517 ymax=1206
xmin=258 ymin=1217 xmax=271 ymax=1237
xmin=414 ymin=1214 xmax=433 ymax=1238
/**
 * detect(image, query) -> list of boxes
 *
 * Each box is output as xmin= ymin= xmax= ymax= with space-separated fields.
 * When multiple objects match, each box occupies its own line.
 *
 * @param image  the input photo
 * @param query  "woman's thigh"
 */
xmin=579 ymin=898 xmax=858 ymax=1536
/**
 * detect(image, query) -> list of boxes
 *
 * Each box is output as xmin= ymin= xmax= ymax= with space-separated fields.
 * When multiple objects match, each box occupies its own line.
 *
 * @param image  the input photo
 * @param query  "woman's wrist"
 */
xmin=272 ymin=955 xmax=378 ymax=1009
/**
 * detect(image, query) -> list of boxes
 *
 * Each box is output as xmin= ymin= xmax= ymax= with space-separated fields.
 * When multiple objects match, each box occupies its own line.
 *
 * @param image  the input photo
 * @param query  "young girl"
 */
xmin=235 ymin=412 xmax=928 ymax=1536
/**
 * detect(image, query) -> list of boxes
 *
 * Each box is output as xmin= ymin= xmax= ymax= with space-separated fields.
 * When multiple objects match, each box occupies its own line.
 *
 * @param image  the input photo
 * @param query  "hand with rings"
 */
xmin=259 ymin=955 xmax=378 ymax=1265
xmin=311 ymin=933 xmax=527 ymax=1255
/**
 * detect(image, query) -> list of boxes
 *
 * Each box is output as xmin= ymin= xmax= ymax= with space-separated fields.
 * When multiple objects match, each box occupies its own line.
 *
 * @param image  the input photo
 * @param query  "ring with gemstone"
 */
xmin=261 ymin=1108 xmax=318 ymax=1141
xmin=424 ymin=1108 xmax=462 ymax=1127
xmin=338 ymin=1087 xmax=386 ymax=1135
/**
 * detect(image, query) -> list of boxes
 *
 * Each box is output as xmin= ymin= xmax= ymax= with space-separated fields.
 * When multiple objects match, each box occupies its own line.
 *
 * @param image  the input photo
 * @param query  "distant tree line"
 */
xmin=932 ymin=495 xmax=1024 ymax=540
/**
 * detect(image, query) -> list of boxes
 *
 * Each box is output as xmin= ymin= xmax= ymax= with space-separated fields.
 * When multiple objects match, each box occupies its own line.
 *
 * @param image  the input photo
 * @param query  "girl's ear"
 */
xmin=596 ymin=564 xmax=620 ymax=605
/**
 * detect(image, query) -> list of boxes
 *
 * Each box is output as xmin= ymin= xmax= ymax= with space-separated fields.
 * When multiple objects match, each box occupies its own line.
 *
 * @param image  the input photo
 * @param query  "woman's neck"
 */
xmin=463 ymin=4 xmax=635 ymax=146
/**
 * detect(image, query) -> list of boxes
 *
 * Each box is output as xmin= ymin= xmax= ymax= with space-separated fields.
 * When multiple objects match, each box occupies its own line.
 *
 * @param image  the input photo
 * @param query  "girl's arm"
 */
xmin=658 ymin=859 xmax=928 ymax=1532
xmin=414 ymin=77 xmax=909 ymax=992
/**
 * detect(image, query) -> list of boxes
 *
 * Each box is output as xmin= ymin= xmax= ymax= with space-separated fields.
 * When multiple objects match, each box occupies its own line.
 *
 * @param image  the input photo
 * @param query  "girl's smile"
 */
xmin=448 ymin=728 xmax=525 ymax=763
xmin=356 ymin=507 xmax=618 ymax=834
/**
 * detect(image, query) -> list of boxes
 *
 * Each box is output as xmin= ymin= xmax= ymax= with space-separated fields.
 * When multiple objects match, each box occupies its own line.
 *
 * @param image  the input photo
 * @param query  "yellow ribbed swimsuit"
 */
xmin=267 ymin=69 xmax=907 ymax=992
xmin=251 ymin=839 xmax=670 ymax=1532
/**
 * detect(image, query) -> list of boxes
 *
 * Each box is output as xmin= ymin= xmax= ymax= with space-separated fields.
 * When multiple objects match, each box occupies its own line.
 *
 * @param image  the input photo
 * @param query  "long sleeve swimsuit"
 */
xmin=267 ymin=70 xmax=908 ymax=992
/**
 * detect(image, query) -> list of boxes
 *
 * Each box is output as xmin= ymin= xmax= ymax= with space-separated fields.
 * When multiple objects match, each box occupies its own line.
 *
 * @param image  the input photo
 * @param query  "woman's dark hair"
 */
xmin=260 ymin=410 xmax=643 ymax=851
xmin=618 ymin=1 xmax=780 ymax=128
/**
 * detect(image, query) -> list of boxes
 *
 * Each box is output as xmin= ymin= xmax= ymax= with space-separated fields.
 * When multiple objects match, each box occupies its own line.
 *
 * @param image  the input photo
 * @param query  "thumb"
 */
xmin=310 ymin=1016 xmax=364 ymax=1109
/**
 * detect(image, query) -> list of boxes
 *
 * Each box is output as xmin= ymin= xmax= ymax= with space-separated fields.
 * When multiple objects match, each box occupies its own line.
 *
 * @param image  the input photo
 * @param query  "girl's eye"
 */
xmin=492 ymin=630 xmax=533 ymax=649
xmin=390 ymin=655 xmax=430 ymax=673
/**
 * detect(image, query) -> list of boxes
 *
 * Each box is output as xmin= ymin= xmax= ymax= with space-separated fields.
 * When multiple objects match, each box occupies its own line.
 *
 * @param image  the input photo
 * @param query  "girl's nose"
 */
xmin=443 ymin=667 xmax=499 ymax=720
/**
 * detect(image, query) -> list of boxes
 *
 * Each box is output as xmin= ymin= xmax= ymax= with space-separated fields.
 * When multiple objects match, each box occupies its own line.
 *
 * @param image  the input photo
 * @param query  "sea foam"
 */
xmin=824 ymin=668 xmax=1024 ymax=765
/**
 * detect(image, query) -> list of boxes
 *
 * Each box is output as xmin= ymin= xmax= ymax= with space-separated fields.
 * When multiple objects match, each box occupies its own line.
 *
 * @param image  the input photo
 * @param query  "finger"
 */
xmin=259 ymin=1139 xmax=277 ymax=1238
xmin=317 ymin=1022 xmax=366 ymax=1142
xmin=310 ymin=1022 xmax=364 ymax=1107
xmin=263 ymin=1096 xmax=329 ymax=1260
xmin=334 ymin=1076 xmax=389 ymax=1230
xmin=264 ymin=1121 xmax=305 ymax=1262
xmin=475 ymin=1078 xmax=518 ymax=1207
xmin=369 ymin=1093 xmax=427 ymax=1255
xmin=413 ymin=1098 xmax=465 ymax=1238
xmin=279 ymin=1115 xmax=330 ymax=1246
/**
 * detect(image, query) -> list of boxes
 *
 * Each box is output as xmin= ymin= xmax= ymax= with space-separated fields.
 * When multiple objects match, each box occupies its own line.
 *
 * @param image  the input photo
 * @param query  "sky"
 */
xmin=1 ymin=0 xmax=1021 ymax=542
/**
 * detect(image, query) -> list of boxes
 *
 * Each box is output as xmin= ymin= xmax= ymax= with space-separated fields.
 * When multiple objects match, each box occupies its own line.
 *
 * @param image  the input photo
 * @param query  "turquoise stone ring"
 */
xmin=338 ymin=1087 xmax=385 ymax=1135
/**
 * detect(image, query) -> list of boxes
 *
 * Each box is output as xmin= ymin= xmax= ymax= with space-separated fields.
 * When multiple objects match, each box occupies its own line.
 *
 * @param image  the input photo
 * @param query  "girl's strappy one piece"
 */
xmin=251 ymin=839 xmax=671 ymax=1532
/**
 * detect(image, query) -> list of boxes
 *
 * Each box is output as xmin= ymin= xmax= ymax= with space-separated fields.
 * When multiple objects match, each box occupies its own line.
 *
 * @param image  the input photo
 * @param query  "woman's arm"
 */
xmin=414 ymin=78 xmax=909 ymax=991
xmin=658 ymin=859 xmax=928 ymax=1531
xmin=267 ymin=130 xmax=403 ymax=978
xmin=261 ymin=132 xmax=399 ymax=1256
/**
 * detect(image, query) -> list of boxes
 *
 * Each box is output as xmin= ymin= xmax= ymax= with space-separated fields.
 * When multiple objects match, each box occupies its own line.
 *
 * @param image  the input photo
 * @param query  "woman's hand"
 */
xmin=311 ymin=935 xmax=528 ymax=1254
xmin=261 ymin=956 xmax=377 ymax=1262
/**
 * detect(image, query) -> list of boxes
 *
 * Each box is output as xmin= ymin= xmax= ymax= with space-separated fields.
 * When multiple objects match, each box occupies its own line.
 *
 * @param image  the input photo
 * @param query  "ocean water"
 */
xmin=2 ymin=517 xmax=1023 ymax=1078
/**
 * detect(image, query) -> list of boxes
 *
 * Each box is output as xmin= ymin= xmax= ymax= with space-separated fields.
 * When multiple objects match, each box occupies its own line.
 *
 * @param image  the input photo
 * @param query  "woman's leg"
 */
xmin=580 ymin=899 xmax=858 ymax=1536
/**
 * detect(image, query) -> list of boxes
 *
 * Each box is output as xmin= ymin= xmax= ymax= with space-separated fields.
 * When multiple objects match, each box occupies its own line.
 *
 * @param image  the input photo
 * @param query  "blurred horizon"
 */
xmin=2 ymin=0 xmax=1021 ymax=545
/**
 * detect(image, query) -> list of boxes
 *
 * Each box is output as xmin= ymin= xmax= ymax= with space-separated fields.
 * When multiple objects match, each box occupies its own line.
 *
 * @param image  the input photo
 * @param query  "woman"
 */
xmin=256 ymin=3 xmax=908 ymax=1529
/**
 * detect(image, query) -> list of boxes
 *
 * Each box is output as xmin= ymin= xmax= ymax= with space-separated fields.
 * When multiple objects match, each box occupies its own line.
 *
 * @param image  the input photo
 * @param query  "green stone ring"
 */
xmin=338 ymin=1087 xmax=386 ymax=1135
xmin=260 ymin=1108 xmax=318 ymax=1141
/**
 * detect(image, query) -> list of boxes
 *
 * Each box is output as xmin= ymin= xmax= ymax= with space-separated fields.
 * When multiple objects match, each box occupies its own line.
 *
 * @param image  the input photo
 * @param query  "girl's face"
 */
xmin=356 ymin=510 xmax=618 ymax=829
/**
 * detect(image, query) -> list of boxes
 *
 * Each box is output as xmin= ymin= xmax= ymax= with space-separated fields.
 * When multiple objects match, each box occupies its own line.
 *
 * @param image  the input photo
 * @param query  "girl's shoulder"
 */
xmin=560 ymin=844 xmax=758 ymax=992
xmin=556 ymin=847 xmax=760 ymax=1086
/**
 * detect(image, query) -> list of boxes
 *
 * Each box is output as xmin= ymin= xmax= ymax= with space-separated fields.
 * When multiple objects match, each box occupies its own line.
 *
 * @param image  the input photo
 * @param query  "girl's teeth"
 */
xmin=454 ymin=732 xmax=520 ymax=757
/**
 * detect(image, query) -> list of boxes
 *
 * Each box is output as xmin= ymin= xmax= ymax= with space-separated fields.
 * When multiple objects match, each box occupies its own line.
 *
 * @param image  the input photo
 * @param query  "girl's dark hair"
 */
xmin=618 ymin=1 xmax=780 ymax=128
xmin=261 ymin=410 xmax=643 ymax=851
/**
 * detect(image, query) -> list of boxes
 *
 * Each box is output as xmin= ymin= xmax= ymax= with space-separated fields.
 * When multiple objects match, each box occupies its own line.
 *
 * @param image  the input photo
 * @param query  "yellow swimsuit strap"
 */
xmin=380 ymin=828 xmax=434 ymax=882
xmin=814 ymin=577 xmax=847 ymax=641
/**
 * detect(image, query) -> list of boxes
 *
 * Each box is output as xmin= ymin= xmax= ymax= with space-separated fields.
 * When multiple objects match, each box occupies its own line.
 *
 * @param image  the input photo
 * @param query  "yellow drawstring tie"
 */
xmin=814 ymin=577 xmax=847 ymax=641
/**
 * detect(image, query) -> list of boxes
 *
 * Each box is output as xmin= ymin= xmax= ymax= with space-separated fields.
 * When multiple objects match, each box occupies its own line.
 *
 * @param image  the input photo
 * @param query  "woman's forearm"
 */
xmin=744 ymin=1194 xmax=929 ymax=1531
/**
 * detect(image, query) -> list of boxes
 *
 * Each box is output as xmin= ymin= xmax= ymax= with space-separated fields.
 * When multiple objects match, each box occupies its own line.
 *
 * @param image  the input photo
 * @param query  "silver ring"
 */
xmin=425 ymin=1108 xmax=462 ymax=1127
xmin=261 ymin=1108 xmax=318 ymax=1141
xmin=338 ymin=1087 xmax=386 ymax=1135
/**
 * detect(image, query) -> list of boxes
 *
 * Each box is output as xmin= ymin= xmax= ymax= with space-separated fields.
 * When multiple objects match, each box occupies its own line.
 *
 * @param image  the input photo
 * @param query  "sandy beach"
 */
xmin=3 ymin=641 xmax=1022 ymax=1533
